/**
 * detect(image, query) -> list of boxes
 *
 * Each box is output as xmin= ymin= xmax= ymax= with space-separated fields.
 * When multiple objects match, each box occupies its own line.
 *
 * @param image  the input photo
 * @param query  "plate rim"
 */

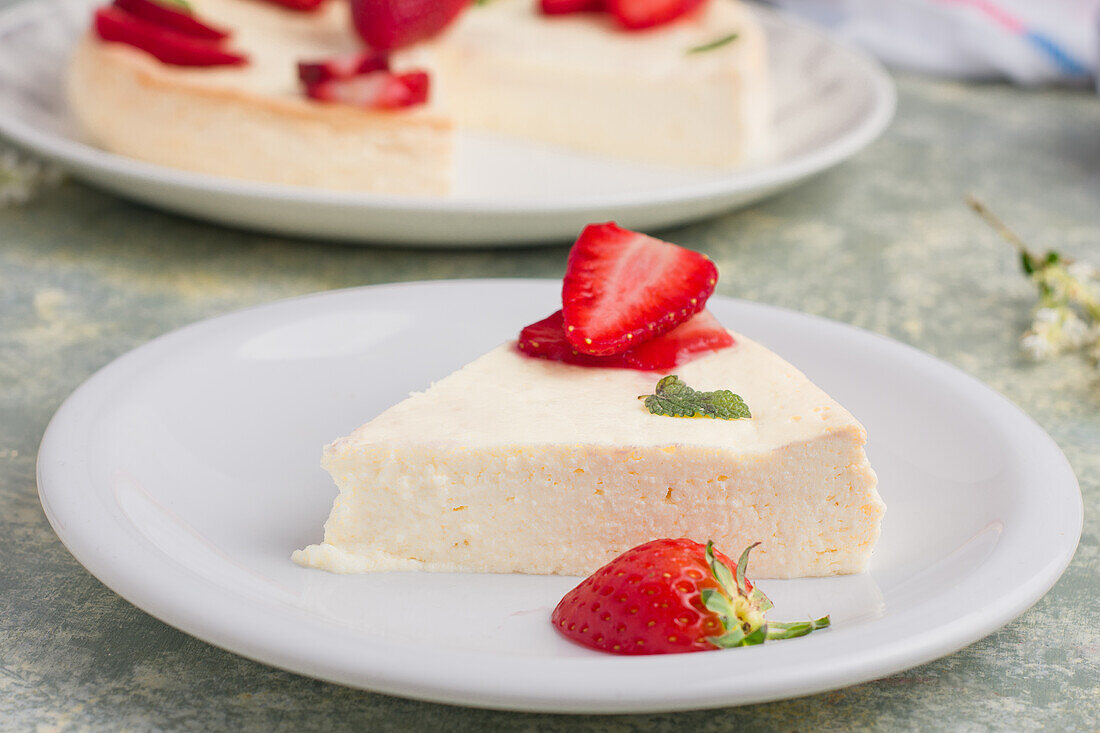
xmin=35 ymin=279 xmax=1083 ymax=714
xmin=0 ymin=0 xmax=896 ymax=214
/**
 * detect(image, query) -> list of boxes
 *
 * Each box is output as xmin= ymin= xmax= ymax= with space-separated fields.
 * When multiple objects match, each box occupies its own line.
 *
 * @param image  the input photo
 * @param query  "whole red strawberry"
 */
xmin=350 ymin=0 xmax=469 ymax=50
xmin=552 ymin=539 xmax=829 ymax=655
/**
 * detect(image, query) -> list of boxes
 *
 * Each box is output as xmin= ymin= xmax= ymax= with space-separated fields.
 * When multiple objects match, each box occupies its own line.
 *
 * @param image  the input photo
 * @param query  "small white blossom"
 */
xmin=0 ymin=146 xmax=62 ymax=207
xmin=1021 ymin=331 xmax=1056 ymax=360
xmin=1034 ymin=307 xmax=1061 ymax=325
xmin=1021 ymin=306 xmax=1090 ymax=360
xmin=1060 ymin=310 xmax=1091 ymax=348
xmin=1064 ymin=275 xmax=1097 ymax=306
xmin=1067 ymin=261 xmax=1099 ymax=282
xmin=969 ymin=195 xmax=1100 ymax=372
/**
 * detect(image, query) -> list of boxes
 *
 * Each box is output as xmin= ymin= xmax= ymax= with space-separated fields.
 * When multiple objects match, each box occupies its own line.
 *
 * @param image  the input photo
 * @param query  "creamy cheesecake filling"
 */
xmin=294 ymin=335 xmax=885 ymax=578
xmin=294 ymin=430 xmax=880 ymax=578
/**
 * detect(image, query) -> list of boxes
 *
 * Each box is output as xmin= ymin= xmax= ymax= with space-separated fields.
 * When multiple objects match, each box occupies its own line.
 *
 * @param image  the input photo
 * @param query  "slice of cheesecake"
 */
xmin=293 ymin=333 xmax=884 ymax=579
xmin=67 ymin=0 xmax=769 ymax=194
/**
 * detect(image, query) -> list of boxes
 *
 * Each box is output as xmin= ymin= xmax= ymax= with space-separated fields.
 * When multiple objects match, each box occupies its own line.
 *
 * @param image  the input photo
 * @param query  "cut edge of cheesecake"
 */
xmin=293 ymin=334 xmax=885 ymax=579
xmin=67 ymin=34 xmax=454 ymax=194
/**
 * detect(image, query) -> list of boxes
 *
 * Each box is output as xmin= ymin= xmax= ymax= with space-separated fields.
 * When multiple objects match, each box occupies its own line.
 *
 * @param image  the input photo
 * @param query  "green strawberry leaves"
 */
xmin=701 ymin=540 xmax=829 ymax=649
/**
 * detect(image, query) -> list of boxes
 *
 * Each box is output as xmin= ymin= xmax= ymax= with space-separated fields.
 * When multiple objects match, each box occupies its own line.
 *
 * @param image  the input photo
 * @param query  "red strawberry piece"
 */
xmin=553 ymin=539 xmax=829 ymax=655
xmin=112 ymin=0 xmax=229 ymax=39
xmin=540 ymin=0 xmax=603 ymax=15
xmin=350 ymin=0 xmax=469 ymax=51
xmin=517 ymin=311 xmax=631 ymax=368
xmin=607 ymin=0 xmax=707 ymax=30
xmin=620 ymin=309 xmax=732 ymax=370
xmin=94 ymin=6 xmax=247 ymax=66
xmin=561 ymin=222 xmax=718 ymax=356
xmin=517 ymin=309 xmax=732 ymax=371
xmin=258 ymin=0 xmax=326 ymax=11
xmin=305 ymin=69 xmax=430 ymax=109
xmin=298 ymin=50 xmax=390 ymax=86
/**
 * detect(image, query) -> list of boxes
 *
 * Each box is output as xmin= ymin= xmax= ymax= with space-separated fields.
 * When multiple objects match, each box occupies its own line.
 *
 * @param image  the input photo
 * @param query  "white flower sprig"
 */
xmin=967 ymin=195 xmax=1100 ymax=365
xmin=0 ymin=145 xmax=63 ymax=207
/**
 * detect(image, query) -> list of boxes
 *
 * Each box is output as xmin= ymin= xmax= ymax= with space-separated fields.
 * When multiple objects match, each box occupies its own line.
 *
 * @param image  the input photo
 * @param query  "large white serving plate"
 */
xmin=37 ymin=280 xmax=1081 ymax=713
xmin=0 ymin=0 xmax=894 ymax=245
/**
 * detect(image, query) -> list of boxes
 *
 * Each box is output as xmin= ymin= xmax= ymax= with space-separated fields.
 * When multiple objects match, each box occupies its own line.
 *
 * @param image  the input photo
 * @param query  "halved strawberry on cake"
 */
xmin=67 ymin=0 xmax=769 ymax=194
xmin=293 ymin=224 xmax=884 ymax=578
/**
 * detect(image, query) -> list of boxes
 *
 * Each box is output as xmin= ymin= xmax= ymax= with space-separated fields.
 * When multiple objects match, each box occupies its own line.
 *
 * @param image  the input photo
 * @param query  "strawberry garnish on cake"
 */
xmin=298 ymin=0 xmax=467 ymax=110
xmin=297 ymin=50 xmax=390 ymax=86
xmin=562 ymin=222 xmax=718 ymax=356
xmin=518 ymin=309 xmax=732 ymax=371
xmin=518 ymin=311 xmax=632 ymax=369
xmin=304 ymin=69 xmax=430 ymax=110
xmin=94 ymin=4 xmax=246 ymax=66
xmin=553 ymin=539 xmax=830 ymax=655
xmin=112 ymin=0 xmax=228 ymax=39
xmin=621 ymin=309 xmax=733 ymax=369
xmin=607 ymin=0 xmax=708 ymax=30
xmin=298 ymin=49 xmax=429 ymax=111
xmin=517 ymin=223 xmax=731 ymax=371
xmin=540 ymin=0 xmax=604 ymax=15
xmin=92 ymin=0 xmax=246 ymax=66
xmin=541 ymin=0 xmax=709 ymax=30
xmin=350 ymin=0 xmax=471 ymax=50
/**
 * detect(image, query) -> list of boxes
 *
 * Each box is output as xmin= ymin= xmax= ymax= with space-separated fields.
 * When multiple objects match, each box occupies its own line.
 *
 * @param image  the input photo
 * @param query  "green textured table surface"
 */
xmin=2 ymin=66 xmax=1099 ymax=729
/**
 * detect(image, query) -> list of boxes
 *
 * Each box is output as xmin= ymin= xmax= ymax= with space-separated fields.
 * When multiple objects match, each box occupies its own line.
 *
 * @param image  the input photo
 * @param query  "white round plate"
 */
xmin=0 ymin=0 xmax=894 ymax=245
xmin=37 ymin=280 xmax=1081 ymax=713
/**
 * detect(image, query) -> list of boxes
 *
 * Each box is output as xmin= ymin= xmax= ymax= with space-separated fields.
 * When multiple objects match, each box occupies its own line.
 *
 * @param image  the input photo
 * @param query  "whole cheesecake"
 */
xmin=67 ymin=0 xmax=769 ymax=194
xmin=293 ymin=333 xmax=884 ymax=579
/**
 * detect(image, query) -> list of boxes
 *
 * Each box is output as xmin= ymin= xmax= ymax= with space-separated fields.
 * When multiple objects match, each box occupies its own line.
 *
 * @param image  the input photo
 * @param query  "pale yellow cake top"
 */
xmin=330 ymin=331 xmax=867 ymax=456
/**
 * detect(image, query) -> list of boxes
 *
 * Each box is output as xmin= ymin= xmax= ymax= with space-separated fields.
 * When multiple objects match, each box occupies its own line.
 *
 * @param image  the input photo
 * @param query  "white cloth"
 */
xmin=765 ymin=0 xmax=1100 ymax=85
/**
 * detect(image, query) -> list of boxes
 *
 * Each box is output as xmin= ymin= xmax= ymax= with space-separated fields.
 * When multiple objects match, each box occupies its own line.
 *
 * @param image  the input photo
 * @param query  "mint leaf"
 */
xmin=640 ymin=375 xmax=750 ymax=420
xmin=687 ymin=32 xmax=739 ymax=54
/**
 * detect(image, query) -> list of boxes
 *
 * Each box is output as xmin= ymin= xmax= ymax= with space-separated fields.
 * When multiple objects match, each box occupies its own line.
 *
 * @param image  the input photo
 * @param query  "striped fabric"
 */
xmin=766 ymin=0 xmax=1099 ymax=85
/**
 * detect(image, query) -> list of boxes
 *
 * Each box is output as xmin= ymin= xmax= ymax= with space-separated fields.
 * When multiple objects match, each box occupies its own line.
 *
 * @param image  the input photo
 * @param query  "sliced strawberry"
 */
xmin=607 ymin=0 xmax=707 ymax=30
xmin=540 ymin=0 xmax=603 ymax=15
xmin=517 ymin=311 xmax=631 ymax=368
xmin=350 ymin=0 xmax=469 ymax=51
xmin=517 ymin=310 xmax=732 ymax=371
xmin=305 ymin=69 xmax=430 ymax=109
xmin=298 ymin=50 xmax=390 ymax=86
xmin=621 ymin=310 xmax=732 ymax=370
xmin=561 ymin=222 xmax=718 ymax=356
xmin=257 ymin=0 xmax=326 ymax=11
xmin=94 ymin=6 xmax=247 ymax=66
xmin=112 ymin=0 xmax=229 ymax=39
